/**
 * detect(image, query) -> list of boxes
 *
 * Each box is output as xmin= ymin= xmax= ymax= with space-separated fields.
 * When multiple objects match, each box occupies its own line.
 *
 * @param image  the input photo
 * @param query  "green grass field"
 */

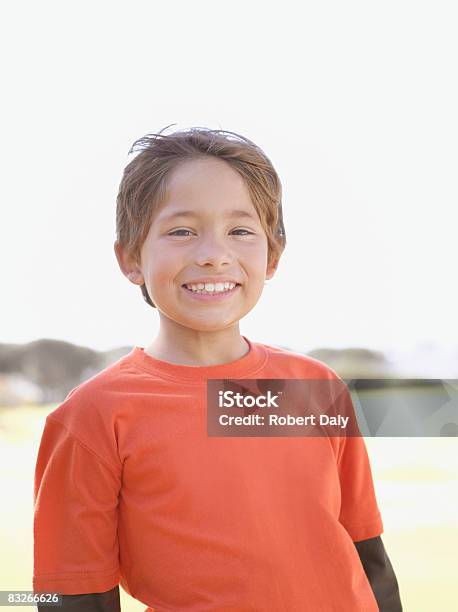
xmin=1 ymin=404 xmax=456 ymax=611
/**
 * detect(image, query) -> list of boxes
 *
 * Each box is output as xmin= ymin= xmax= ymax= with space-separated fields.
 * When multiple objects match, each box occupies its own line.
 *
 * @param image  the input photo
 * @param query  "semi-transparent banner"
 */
xmin=206 ymin=379 xmax=458 ymax=437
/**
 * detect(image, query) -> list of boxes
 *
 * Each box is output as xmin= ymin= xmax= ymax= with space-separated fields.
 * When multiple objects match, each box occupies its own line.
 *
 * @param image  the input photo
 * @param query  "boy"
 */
xmin=33 ymin=127 xmax=402 ymax=611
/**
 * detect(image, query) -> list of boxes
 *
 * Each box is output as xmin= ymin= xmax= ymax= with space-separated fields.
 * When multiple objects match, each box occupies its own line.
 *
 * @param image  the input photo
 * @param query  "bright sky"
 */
xmin=1 ymin=1 xmax=457 ymax=355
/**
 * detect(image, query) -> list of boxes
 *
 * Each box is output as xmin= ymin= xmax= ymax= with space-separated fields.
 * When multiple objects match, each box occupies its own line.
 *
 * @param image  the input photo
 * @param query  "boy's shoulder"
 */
xmin=39 ymin=352 xmax=144 ymax=470
xmin=46 ymin=349 xmax=139 ymax=426
xmin=258 ymin=340 xmax=341 ymax=380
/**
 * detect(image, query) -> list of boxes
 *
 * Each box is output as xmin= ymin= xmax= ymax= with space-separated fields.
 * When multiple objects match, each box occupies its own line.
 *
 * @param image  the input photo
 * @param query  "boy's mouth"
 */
xmin=181 ymin=282 xmax=241 ymax=296
xmin=181 ymin=283 xmax=242 ymax=301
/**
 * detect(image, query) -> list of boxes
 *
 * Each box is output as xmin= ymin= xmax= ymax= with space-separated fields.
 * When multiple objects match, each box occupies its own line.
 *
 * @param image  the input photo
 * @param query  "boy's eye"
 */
xmin=168 ymin=229 xmax=194 ymax=236
xmin=167 ymin=228 xmax=255 ymax=237
xmin=231 ymin=228 xmax=254 ymax=235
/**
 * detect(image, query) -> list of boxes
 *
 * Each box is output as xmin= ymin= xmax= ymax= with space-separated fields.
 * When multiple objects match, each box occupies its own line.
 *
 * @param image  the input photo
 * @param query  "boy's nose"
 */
xmin=194 ymin=235 xmax=234 ymax=267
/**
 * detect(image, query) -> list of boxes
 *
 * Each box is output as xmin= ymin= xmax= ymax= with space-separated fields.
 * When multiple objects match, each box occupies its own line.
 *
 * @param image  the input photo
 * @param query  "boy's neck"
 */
xmin=144 ymin=326 xmax=250 ymax=367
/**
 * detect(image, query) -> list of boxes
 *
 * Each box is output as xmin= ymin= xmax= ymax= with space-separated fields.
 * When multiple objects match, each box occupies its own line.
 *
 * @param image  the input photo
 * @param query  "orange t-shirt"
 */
xmin=33 ymin=336 xmax=383 ymax=611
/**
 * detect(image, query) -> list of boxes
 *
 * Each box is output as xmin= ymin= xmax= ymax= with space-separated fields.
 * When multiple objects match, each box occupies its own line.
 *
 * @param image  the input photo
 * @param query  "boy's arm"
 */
xmin=354 ymin=535 xmax=402 ymax=612
xmin=34 ymin=416 xmax=121 ymax=599
xmin=37 ymin=586 xmax=120 ymax=611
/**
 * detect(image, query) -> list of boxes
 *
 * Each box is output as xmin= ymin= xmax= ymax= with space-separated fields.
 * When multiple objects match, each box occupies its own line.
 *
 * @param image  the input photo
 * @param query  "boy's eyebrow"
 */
xmin=158 ymin=209 xmax=258 ymax=223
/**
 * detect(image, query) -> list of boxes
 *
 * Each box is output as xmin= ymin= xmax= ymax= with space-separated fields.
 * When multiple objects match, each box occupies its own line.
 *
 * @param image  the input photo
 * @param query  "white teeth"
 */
xmin=185 ymin=282 xmax=237 ymax=294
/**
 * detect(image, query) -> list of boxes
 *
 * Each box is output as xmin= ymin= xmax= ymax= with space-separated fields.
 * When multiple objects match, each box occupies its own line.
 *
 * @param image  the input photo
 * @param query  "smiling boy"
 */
xmin=33 ymin=127 xmax=402 ymax=611
xmin=120 ymin=153 xmax=276 ymax=366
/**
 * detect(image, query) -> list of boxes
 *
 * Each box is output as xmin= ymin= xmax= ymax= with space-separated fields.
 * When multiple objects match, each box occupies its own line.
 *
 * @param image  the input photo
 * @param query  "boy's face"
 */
xmin=116 ymin=157 xmax=279 ymax=333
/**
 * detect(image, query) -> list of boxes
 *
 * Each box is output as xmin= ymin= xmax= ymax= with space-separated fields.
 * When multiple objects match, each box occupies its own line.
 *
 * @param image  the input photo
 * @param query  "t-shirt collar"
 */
xmin=127 ymin=335 xmax=268 ymax=383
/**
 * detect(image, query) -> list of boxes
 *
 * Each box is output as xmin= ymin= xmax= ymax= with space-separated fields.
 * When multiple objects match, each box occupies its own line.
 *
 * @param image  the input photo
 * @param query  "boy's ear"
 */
xmin=265 ymin=256 xmax=280 ymax=281
xmin=114 ymin=240 xmax=145 ymax=285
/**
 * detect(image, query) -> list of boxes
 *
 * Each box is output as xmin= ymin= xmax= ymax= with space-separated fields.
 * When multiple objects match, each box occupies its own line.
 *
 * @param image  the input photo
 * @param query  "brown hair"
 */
xmin=115 ymin=125 xmax=286 ymax=308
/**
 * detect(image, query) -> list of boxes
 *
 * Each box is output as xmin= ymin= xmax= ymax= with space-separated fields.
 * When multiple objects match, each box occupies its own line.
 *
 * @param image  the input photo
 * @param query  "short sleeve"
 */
xmin=337 ymin=434 xmax=384 ymax=542
xmin=33 ymin=416 xmax=121 ymax=594
xmin=323 ymin=372 xmax=384 ymax=542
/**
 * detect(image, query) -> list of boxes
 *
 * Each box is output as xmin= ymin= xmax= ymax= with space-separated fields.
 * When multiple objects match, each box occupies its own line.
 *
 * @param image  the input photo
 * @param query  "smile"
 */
xmin=181 ymin=283 xmax=241 ymax=301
